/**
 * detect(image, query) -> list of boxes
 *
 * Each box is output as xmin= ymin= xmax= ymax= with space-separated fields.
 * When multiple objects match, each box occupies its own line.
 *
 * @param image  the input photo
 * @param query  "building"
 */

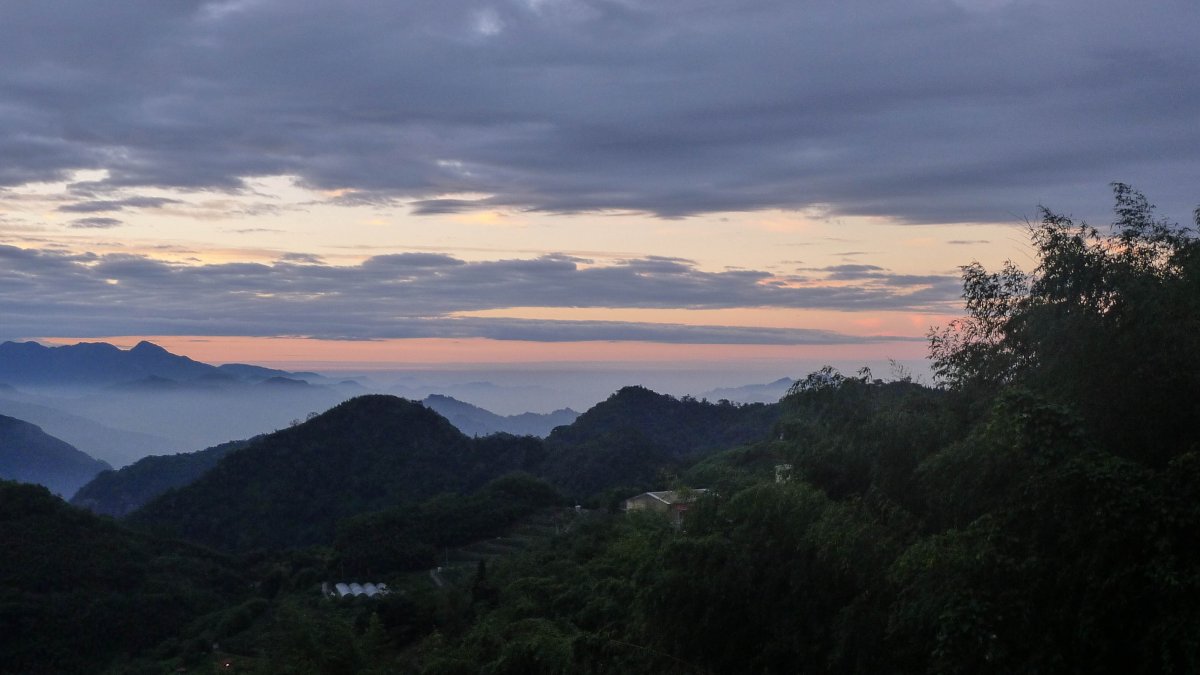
xmin=622 ymin=489 xmax=710 ymax=526
xmin=324 ymin=581 xmax=390 ymax=599
xmin=775 ymin=463 xmax=793 ymax=483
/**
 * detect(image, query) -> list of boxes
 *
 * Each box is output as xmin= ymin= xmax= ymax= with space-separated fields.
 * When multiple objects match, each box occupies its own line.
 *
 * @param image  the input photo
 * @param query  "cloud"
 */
xmin=278 ymin=252 xmax=325 ymax=264
xmin=67 ymin=217 xmax=123 ymax=229
xmin=409 ymin=199 xmax=487 ymax=215
xmin=0 ymin=245 xmax=959 ymax=343
xmin=57 ymin=197 xmax=182 ymax=213
xmin=0 ymin=1 xmax=1193 ymax=223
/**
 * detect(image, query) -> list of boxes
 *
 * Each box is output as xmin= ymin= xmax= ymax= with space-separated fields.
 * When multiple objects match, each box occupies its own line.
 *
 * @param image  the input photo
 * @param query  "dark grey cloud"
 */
xmin=58 ymin=197 xmax=182 ymax=213
xmin=0 ymin=245 xmax=958 ymax=342
xmin=67 ymin=217 xmax=123 ymax=229
xmin=0 ymin=0 xmax=1194 ymax=223
xmin=408 ymin=199 xmax=483 ymax=215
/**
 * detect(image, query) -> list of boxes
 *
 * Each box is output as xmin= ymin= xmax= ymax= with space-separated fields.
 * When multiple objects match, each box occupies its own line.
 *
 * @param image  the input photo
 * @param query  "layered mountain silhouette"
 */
xmin=0 ymin=341 xmax=373 ymax=463
xmin=0 ymin=340 xmax=213 ymax=386
xmin=0 ymin=414 xmax=111 ymax=498
xmin=71 ymin=438 xmax=252 ymax=517
xmin=0 ymin=339 xmax=324 ymax=388
xmin=699 ymin=377 xmax=795 ymax=404
xmin=0 ymin=394 xmax=173 ymax=467
xmin=421 ymin=393 xmax=578 ymax=437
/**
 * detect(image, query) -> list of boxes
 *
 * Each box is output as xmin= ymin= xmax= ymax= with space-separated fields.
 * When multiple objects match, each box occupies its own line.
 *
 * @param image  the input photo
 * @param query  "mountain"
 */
xmin=0 ymin=394 xmax=173 ymax=467
xmin=128 ymin=395 xmax=542 ymax=551
xmin=71 ymin=439 xmax=251 ymax=517
xmin=0 ymin=415 xmax=111 ymax=497
xmin=0 ymin=340 xmax=376 ymax=460
xmin=0 ymin=378 xmax=355 ymax=465
xmin=0 ymin=480 xmax=247 ymax=674
xmin=0 ymin=339 xmax=324 ymax=389
xmin=257 ymin=375 xmax=310 ymax=388
xmin=421 ymin=394 xmax=578 ymax=437
xmin=216 ymin=362 xmax=303 ymax=381
xmin=0 ymin=340 xmax=218 ymax=387
xmin=540 ymin=385 xmax=782 ymax=497
xmin=699 ymin=377 xmax=795 ymax=404
xmin=389 ymin=380 xmax=575 ymax=416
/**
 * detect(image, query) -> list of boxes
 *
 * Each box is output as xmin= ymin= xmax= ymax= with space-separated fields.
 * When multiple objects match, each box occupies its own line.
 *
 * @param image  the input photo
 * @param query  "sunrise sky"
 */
xmin=2 ymin=0 xmax=1196 ymax=371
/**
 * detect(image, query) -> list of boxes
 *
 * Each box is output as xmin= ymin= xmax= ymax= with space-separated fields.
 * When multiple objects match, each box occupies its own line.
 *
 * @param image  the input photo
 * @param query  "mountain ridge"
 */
xmin=71 ymin=438 xmax=253 ymax=517
xmin=0 ymin=414 xmax=111 ymax=497
xmin=0 ymin=340 xmax=322 ymax=388
xmin=421 ymin=393 xmax=578 ymax=437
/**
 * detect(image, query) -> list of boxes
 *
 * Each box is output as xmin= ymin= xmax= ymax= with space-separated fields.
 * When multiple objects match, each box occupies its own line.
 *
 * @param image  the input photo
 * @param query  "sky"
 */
xmin=1 ymin=0 xmax=1197 ymax=374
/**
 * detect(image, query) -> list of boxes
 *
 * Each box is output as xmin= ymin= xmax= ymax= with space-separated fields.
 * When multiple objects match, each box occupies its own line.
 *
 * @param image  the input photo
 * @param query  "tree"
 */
xmin=929 ymin=184 xmax=1200 ymax=465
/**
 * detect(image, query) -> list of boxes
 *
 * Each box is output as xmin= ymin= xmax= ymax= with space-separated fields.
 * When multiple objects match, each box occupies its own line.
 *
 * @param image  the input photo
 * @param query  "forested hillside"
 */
xmin=539 ymin=385 xmax=780 ymax=497
xmin=123 ymin=388 xmax=778 ymax=553
xmin=0 ymin=481 xmax=249 ymax=674
xmin=128 ymin=396 xmax=544 ymax=550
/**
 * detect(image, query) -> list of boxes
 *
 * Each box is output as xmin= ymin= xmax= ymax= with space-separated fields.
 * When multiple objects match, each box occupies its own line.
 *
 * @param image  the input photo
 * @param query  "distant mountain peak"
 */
xmin=0 ymin=339 xmax=316 ymax=388
xmin=130 ymin=340 xmax=169 ymax=354
xmin=421 ymin=394 xmax=580 ymax=438
xmin=257 ymin=376 xmax=309 ymax=387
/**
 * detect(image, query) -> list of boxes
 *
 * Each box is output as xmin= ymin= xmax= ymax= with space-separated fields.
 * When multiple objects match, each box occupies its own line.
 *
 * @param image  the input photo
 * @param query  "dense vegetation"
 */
xmin=0 ymin=480 xmax=248 ymax=674
xmin=333 ymin=472 xmax=564 ymax=577
xmin=3 ymin=185 xmax=1196 ymax=672
xmin=539 ymin=385 xmax=780 ymax=498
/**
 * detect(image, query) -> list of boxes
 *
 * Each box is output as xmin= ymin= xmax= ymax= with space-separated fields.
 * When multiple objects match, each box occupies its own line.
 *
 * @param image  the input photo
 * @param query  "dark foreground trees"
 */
xmin=412 ymin=185 xmax=1200 ymax=673
xmin=930 ymin=183 xmax=1200 ymax=465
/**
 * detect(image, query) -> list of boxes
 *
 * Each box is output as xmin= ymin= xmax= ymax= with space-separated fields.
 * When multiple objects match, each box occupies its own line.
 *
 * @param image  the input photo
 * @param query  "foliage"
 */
xmin=127 ymin=396 xmax=543 ymax=551
xmin=540 ymin=386 xmax=780 ymax=499
xmin=333 ymin=473 xmax=564 ymax=577
xmin=930 ymin=183 xmax=1200 ymax=465
xmin=0 ymin=480 xmax=248 ymax=674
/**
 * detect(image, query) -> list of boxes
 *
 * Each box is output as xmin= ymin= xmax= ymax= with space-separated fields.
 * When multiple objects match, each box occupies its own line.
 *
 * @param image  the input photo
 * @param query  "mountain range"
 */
xmin=0 ymin=394 xmax=175 ymax=468
xmin=0 ymin=340 xmax=313 ymax=388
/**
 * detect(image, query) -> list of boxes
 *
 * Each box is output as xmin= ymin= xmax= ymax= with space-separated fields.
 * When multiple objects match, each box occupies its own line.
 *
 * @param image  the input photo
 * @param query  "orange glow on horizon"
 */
xmin=35 ymin=335 xmax=929 ymax=370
